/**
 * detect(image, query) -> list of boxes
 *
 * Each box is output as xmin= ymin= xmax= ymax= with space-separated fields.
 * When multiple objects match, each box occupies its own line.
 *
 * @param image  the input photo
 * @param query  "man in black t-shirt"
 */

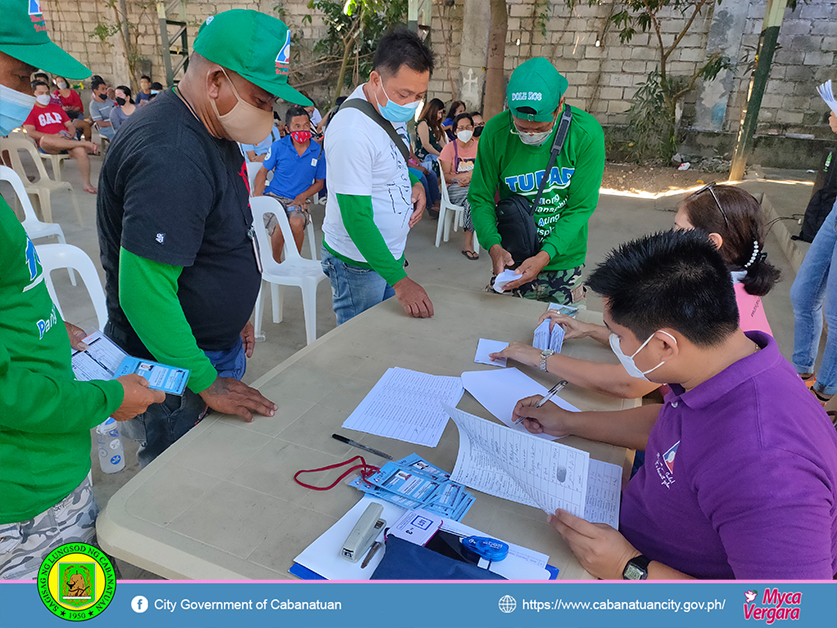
xmin=97 ymin=9 xmax=312 ymax=465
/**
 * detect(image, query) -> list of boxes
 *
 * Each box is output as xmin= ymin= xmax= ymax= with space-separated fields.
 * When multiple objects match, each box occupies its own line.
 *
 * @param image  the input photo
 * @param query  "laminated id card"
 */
xmin=113 ymin=357 xmax=190 ymax=396
xmin=367 ymin=462 xmax=443 ymax=504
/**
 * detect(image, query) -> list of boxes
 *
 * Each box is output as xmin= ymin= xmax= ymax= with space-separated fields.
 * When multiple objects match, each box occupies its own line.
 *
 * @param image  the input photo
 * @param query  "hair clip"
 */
xmin=743 ymin=240 xmax=761 ymax=269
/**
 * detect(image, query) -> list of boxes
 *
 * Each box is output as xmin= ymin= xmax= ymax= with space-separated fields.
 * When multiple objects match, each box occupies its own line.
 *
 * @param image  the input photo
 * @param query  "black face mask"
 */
xmin=474 ymin=125 xmax=484 ymax=137
xmin=97 ymin=92 xmax=107 ymax=100
xmin=115 ymin=97 xmax=126 ymax=106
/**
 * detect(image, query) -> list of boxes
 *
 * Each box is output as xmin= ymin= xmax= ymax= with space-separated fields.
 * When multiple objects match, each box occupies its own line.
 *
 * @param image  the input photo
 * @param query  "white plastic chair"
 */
xmin=35 ymin=244 xmax=107 ymax=330
xmin=0 ymin=136 xmax=83 ymax=226
xmin=248 ymin=162 xmax=318 ymax=260
xmin=250 ymin=196 xmax=327 ymax=346
xmin=1 ymin=165 xmax=76 ymax=286
xmin=435 ymin=167 xmax=479 ymax=254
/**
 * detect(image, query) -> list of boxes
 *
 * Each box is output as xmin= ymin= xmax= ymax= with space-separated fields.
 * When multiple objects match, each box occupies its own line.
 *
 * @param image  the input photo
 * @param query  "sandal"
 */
xmin=813 ymin=388 xmax=833 ymax=405
xmin=461 ymin=249 xmax=479 ymax=260
xmin=801 ymin=373 xmax=816 ymax=389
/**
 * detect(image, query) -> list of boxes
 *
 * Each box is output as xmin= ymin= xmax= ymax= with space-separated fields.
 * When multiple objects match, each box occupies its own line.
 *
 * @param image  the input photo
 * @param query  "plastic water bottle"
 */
xmin=96 ymin=418 xmax=125 ymax=473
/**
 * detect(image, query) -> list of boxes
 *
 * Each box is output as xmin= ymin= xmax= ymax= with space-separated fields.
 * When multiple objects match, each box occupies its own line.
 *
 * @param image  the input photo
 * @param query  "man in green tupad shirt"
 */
xmin=97 ymin=10 xmax=310 ymax=465
xmin=469 ymin=57 xmax=605 ymax=304
xmin=0 ymin=0 xmax=164 ymax=579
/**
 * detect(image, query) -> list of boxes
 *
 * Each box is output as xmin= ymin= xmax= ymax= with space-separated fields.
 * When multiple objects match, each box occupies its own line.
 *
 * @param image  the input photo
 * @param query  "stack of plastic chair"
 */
xmin=0 ymin=136 xmax=83 ymax=226
xmin=250 ymin=196 xmax=327 ymax=346
xmin=1 ymin=164 xmax=75 ymax=285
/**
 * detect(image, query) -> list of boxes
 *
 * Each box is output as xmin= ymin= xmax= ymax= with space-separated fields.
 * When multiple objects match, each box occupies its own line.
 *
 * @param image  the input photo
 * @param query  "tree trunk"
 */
xmin=483 ymin=0 xmax=508 ymax=120
xmin=334 ymin=36 xmax=354 ymax=101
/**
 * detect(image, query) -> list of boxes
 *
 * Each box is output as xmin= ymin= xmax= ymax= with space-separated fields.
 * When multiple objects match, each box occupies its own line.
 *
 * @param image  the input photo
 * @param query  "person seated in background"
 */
xmin=442 ymin=100 xmax=465 ymax=140
xmin=471 ymin=111 xmax=484 ymax=137
xmin=24 ymin=80 xmax=99 ymax=193
xmin=299 ymin=90 xmax=323 ymax=136
xmin=109 ymin=85 xmax=136 ymax=134
xmin=89 ymin=74 xmax=116 ymax=141
xmin=253 ymin=105 xmax=326 ymax=260
xmin=32 ymin=72 xmax=59 ymax=104
xmin=512 ymin=229 xmax=837 ymax=580
xmin=239 ymin=112 xmax=282 ymax=162
xmin=439 ymin=112 xmax=479 ymax=259
xmin=135 ymin=74 xmax=152 ymax=105
xmin=52 ymin=75 xmax=92 ymax=141
xmin=415 ymin=97 xmax=446 ymax=171
xmin=492 ymin=184 xmax=781 ymax=400
xmin=148 ymin=81 xmax=163 ymax=102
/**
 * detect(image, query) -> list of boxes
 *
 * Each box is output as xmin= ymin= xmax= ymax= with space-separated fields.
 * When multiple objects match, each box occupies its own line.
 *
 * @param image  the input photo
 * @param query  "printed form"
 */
xmin=447 ymin=406 xmax=622 ymax=526
xmin=341 ymin=367 xmax=464 ymax=447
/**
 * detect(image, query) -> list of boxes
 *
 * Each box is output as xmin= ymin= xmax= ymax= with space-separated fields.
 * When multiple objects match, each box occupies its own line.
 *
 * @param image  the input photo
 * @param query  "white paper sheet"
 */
xmin=584 ymin=458 xmax=622 ymax=529
xmin=461 ymin=368 xmax=579 ymax=441
xmin=533 ymin=319 xmax=565 ymax=353
xmin=817 ymin=80 xmax=837 ymax=116
xmin=493 ymin=269 xmax=520 ymax=292
xmin=447 ymin=406 xmax=590 ymax=517
xmin=341 ymin=367 xmax=464 ymax=448
xmin=71 ymin=330 xmax=128 ymax=382
xmin=474 ymin=339 xmax=508 ymax=367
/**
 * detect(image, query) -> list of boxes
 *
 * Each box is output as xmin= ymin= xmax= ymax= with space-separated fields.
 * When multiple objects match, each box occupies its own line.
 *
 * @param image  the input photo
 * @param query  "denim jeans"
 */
xmin=119 ymin=335 xmax=247 ymax=467
xmin=790 ymin=200 xmax=837 ymax=395
xmin=321 ymin=247 xmax=396 ymax=325
xmin=409 ymin=167 xmax=440 ymax=206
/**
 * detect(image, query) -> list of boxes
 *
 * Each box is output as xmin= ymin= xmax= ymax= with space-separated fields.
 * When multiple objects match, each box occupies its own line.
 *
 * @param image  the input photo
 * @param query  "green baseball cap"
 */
xmin=194 ymin=9 xmax=311 ymax=106
xmin=507 ymin=57 xmax=568 ymax=122
xmin=0 ymin=0 xmax=91 ymax=79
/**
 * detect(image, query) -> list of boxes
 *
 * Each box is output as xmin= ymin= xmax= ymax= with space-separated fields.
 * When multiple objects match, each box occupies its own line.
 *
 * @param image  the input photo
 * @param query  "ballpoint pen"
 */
xmin=332 ymin=433 xmax=393 ymax=460
xmin=513 ymin=380 xmax=569 ymax=424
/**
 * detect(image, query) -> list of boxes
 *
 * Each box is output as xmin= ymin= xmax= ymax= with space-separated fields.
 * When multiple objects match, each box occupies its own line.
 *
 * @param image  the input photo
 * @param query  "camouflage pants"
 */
xmin=488 ymin=265 xmax=585 ymax=305
xmin=0 ymin=473 xmax=100 ymax=580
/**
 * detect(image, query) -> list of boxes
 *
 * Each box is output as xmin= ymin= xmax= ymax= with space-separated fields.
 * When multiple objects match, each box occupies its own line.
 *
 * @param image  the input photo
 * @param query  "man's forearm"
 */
xmin=566 ymin=404 xmax=661 ymax=450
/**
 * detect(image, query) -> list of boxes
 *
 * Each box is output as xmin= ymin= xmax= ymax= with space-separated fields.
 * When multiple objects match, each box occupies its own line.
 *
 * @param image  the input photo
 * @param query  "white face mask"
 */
xmin=517 ymin=125 xmax=553 ymax=146
xmin=36 ymin=94 xmax=51 ymax=106
xmin=609 ymin=330 xmax=677 ymax=381
xmin=0 ymin=84 xmax=36 ymax=136
xmin=456 ymin=129 xmax=473 ymax=143
xmin=57 ymin=82 xmax=68 ymax=90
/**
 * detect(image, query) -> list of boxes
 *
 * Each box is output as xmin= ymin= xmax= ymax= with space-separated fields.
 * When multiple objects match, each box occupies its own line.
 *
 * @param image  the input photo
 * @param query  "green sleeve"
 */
xmin=467 ymin=132 xmax=503 ymax=251
xmin=336 ymin=193 xmax=407 ymax=286
xmin=409 ymin=171 xmax=421 ymax=187
xmin=119 ymin=248 xmax=218 ymax=394
xmin=0 ymin=340 xmax=123 ymax=433
xmin=539 ymin=129 xmax=605 ymax=262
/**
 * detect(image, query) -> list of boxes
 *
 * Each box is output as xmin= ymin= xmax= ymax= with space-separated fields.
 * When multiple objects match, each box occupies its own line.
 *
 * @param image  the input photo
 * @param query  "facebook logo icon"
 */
xmin=131 ymin=596 xmax=148 ymax=613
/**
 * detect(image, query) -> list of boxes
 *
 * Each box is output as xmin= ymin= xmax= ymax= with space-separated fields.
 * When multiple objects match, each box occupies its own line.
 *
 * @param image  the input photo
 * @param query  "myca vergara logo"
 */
xmin=743 ymin=588 xmax=801 ymax=624
xmin=37 ymin=543 xmax=116 ymax=621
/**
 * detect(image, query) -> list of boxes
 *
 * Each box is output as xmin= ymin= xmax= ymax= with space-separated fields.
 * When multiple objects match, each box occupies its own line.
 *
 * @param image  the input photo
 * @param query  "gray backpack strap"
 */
xmin=532 ymin=104 xmax=572 ymax=210
xmin=339 ymin=99 xmax=411 ymax=164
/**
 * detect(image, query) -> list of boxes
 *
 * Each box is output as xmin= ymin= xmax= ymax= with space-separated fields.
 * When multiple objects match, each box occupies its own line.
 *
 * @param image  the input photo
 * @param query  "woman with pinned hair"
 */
xmin=491 ymin=184 xmax=781 ymax=400
xmin=109 ymin=85 xmax=136 ymax=134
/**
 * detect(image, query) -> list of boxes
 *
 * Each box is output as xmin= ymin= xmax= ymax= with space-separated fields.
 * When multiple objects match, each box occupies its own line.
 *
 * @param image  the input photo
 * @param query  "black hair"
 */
xmin=33 ymin=72 xmax=49 ymax=82
xmin=90 ymin=75 xmax=106 ymax=90
xmin=586 ymin=230 xmax=740 ymax=347
xmin=140 ymin=74 xmax=151 ymax=81
xmin=31 ymin=80 xmax=49 ymax=91
xmin=447 ymin=100 xmax=465 ymax=120
xmin=285 ymin=105 xmax=310 ymax=129
xmin=150 ymin=81 xmax=163 ymax=90
xmin=373 ymin=27 xmax=434 ymax=77
xmin=680 ymin=185 xmax=780 ymax=297
xmin=453 ymin=112 xmax=474 ymax=132
xmin=470 ymin=111 xmax=483 ymax=120
xmin=419 ymin=97 xmax=445 ymax=141
xmin=115 ymin=85 xmax=133 ymax=104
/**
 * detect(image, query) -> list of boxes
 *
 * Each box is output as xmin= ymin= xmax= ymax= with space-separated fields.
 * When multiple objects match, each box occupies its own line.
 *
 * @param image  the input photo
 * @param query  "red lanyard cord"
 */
xmin=293 ymin=456 xmax=380 ymax=491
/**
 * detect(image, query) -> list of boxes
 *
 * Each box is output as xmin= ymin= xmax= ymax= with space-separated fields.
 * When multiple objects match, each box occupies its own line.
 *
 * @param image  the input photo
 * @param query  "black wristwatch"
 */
xmin=622 ymin=555 xmax=651 ymax=580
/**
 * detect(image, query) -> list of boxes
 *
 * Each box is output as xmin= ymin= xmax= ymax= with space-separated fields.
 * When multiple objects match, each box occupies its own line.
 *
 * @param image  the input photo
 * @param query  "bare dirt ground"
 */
xmin=602 ymin=163 xmax=728 ymax=194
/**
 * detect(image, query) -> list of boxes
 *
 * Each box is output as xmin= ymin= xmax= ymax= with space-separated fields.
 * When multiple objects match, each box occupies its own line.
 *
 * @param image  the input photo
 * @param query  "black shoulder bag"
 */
xmin=337 ymin=99 xmax=410 ymax=164
xmin=495 ymin=105 xmax=572 ymax=263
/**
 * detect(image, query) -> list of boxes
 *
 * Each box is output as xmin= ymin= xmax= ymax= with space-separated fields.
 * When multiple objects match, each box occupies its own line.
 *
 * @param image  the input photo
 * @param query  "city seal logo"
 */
xmin=38 ymin=543 xmax=116 ymax=621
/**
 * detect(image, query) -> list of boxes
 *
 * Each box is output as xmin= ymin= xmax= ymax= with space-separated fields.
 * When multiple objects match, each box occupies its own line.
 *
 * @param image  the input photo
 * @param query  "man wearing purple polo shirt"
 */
xmin=513 ymin=230 xmax=837 ymax=580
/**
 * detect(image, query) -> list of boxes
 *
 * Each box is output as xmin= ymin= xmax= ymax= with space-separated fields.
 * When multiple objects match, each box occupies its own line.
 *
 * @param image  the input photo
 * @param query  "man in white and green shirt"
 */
xmin=322 ymin=28 xmax=434 ymax=324
xmin=469 ymin=57 xmax=605 ymax=304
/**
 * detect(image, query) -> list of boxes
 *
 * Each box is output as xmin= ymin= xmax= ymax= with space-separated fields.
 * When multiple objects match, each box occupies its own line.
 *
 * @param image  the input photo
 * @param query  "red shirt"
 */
xmin=52 ymin=88 xmax=83 ymax=112
xmin=24 ymin=104 xmax=70 ymax=136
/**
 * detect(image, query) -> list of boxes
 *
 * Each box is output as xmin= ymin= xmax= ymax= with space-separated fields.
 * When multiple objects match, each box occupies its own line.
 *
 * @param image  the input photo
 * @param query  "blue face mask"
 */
xmin=0 ymin=84 xmax=36 ymax=137
xmin=377 ymin=80 xmax=421 ymax=123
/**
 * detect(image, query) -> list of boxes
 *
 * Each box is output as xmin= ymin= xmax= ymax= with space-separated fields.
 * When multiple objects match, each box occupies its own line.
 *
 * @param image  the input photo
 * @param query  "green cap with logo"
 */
xmin=507 ymin=57 xmax=568 ymax=122
xmin=194 ymin=9 xmax=311 ymax=106
xmin=0 ymin=0 xmax=91 ymax=79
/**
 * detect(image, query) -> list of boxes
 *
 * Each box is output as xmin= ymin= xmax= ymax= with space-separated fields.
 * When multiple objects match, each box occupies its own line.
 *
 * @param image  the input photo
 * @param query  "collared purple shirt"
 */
xmin=620 ymin=331 xmax=837 ymax=579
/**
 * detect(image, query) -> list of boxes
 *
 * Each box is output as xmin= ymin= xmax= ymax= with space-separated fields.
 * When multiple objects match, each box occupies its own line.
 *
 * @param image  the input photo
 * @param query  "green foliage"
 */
xmin=90 ymin=21 xmax=119 ymax=45
xmin=535 ymin=0 xmax=550 ymax=38
xmin=307 ymin=0 xmax=407 ymax=92
xmin=625 ymin=70 xmax=672 ymax=162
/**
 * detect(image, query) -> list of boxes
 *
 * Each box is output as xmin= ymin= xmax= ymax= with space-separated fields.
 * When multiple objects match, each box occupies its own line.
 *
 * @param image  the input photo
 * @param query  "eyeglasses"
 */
xmin=691 ymin=182 xmax=730 ymax=230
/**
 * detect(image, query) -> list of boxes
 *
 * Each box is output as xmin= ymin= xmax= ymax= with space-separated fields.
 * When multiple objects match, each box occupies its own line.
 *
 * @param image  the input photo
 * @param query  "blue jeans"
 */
xmin=409 ymin=167 xmax=440 ymax=205
xmin=120 ymin=336 xmax=247 ymax=467
xmin=790 ymin=200 xmax=837 ymax=395
xmin=321 ymin=247 xmax=396 ymax=325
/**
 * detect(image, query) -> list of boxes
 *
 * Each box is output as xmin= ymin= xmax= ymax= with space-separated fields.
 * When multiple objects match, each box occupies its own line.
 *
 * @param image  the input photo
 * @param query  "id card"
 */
xmin=367 ymin=462 xmax=443 ymax=504
xmin=113 ymin=357 xmax=190 ymax=396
